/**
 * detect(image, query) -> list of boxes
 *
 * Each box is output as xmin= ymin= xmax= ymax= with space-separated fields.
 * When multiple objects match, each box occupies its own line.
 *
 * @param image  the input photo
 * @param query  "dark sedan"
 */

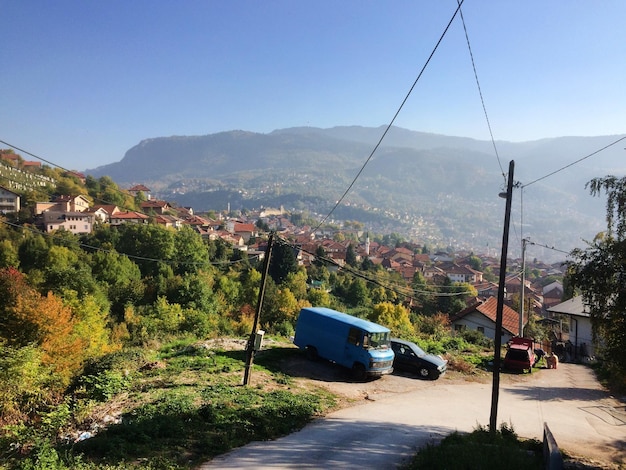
xmin=390 ymin=338 xmax=447 ymax=380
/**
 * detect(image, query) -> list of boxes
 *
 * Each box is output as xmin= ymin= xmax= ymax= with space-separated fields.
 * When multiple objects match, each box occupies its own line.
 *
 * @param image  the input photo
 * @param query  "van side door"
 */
xmin=344 ymin=327 xmax=364 ymax=366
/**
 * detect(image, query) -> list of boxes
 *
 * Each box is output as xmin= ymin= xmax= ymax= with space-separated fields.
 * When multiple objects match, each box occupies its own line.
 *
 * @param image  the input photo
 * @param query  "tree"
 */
xmin=345 ymin=278 xmax=370 ymax=307
xmin=345 ymin=243 xmax=357 ymax=267
xmin=172 ymin=226 xmax=209 ymax=275
xmin=0 ymin=239 xmax=19 ymax=269
xmin=369 ymin=302 xmax=413 ymax=337
xmin=568 ymin=175 xmax=626 ymax=383
xmin=269 ymin=240 xmax=298 ymax=285
xmin=313 ymin=245 xmax=327 ymax=268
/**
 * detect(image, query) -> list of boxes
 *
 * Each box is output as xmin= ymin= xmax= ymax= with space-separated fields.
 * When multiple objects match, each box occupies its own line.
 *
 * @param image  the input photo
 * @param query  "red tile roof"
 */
xmin=454 ymin=297 xmax=522 ymax=336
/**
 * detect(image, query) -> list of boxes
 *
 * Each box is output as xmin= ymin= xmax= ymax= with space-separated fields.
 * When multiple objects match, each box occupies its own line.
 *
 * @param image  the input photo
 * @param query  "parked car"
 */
xmin=390 ymin=338 xmax=447 ymax=380
xmin=503 ymin=337 xmax=536 ymax=373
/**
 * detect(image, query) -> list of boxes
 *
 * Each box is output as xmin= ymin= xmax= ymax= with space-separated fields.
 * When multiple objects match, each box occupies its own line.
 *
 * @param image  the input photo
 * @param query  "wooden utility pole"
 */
xmin=490 ymin=160 xmax=515 ymax=434
xmin=243 ymin=232 xmax=274 ymax=386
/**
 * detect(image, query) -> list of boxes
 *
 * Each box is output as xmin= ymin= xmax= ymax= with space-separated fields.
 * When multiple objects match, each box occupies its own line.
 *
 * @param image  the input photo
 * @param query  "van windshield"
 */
xmin=364 ymin=332 xmax=390 ymax=349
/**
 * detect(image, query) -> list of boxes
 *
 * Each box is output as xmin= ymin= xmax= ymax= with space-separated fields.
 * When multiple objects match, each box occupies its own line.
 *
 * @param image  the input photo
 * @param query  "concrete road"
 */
xmin=199 ymin=363 xmax=626 ymax=469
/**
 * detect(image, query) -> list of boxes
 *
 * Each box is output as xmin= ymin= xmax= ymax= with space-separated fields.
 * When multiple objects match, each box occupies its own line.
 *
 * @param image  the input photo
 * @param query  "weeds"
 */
xmin=404 ymin=423 xmax=543 ymax=470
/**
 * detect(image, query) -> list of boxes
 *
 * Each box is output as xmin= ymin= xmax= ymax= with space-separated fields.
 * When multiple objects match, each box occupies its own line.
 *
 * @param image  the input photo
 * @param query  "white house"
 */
xmin=42 ymin=211 xmax=93 ymax=234
xmin=548 ymin=296 xmax=596 ymax=360
xmin=450 ymin=296 xmax=524 ymax=344
xmin=0 ymin=185 xmax=20 ymax=213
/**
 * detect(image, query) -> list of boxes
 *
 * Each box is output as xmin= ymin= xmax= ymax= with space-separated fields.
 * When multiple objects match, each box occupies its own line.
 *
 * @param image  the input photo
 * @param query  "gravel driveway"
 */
xmin=200 ymin=361 xmax=626 ymax=469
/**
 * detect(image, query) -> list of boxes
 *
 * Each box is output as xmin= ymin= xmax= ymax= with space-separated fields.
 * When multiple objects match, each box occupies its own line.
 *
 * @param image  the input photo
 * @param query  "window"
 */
xmin=477 ymin=326 xmax=485 ymax=334
xmin=347 ymin=327 xmax=362 ymax=346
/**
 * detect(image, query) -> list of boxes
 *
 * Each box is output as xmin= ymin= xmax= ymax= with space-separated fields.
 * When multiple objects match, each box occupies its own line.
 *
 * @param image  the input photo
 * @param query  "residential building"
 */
xmin=42 ymin=211 xmax=93 ymax=234
xmin=35 ymin=194 xmax=90 ymax=214
xmin=450 ymin=296 xmax=524 ymax=343
xmin=0 ymin=185 xmax=20 ymax=213
xmin=548 ymin=296 xmax=595 ymax=360
xmin=110 ymin=211 xmax=150 ymax=225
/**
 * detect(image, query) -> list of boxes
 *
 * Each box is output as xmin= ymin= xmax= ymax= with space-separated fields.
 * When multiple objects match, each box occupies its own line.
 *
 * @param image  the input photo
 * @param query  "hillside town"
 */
xmin=0 ymin=152 xmax=588 ymax=364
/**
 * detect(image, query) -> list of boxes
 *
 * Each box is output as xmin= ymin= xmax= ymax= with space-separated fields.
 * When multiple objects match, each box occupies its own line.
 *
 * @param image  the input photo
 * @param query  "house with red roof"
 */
xmin=450 ymin=296 xmax=525 ymax=342
xmin=140 ymin=200 xmax=170 ymax=215
xmin=110 ymin=211 xmax=150 ymax=225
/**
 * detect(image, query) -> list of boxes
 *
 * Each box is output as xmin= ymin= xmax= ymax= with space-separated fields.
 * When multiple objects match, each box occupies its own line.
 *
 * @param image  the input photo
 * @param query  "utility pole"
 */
xmin=490 ymin=160 xmax=515 ymax=434
xmin=520 ymin=237 xmax=528 ymax=338
xmin=243 ymin=232 xmax=274 ymax=386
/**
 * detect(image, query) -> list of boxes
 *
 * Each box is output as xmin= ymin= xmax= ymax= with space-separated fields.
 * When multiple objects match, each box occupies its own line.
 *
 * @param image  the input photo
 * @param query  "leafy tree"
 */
xmin=568 ymin=175 xmax=626 ymax=383
xmin=55 ymin=176 xmax=86 ymax=198
xmin=239 ymin=268 xmax=262 ymax=308
xmin=345 ymin=243 xmax=357 ymax=267
xmin=207 ymin=237 xmax=233 ymax=264
xmin=369 ymin=302 xmax=413 ymax=337
xmin=115 ymin=224 xmax=176 ymax=277
xmin=283 ymin=269 xmax=308 ymax=300
xmin=269 ymin=240 xmax=298 ymax=285
xmin=313 ymin=245 xmax=327 ymax=268
xmin=38 ymin=245 xmax=102 ymax=300
xmin=0 ymin=343 xmax=56 ymax=424
xmin=172 ymin=226 xmax=209 ymax=275
xmin=18 ymin=232 xmax=49 ymax=271
xmin=0 ymin=239 xmax=19 ymax=268
xmin=307 ymin=287 xmax=332 ymax=307
xmin=4 ymin=281 xmax=88 ymax=386
xmin=345 ymin=278 xmax=370 ymax=307
xmin=468 ymin=255 xmax=482 ymax=271
xmin=62 ymin=291 xmax=118 ymax=360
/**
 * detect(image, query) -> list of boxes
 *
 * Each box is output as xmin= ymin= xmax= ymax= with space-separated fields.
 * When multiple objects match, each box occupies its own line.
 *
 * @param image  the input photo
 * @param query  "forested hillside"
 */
xmin=86 ymin=126 xmax=626 ymax=260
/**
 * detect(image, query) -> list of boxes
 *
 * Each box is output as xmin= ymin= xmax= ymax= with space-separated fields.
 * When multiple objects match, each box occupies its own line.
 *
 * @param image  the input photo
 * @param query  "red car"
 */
xmin=503 ymin=337 xmax=536 ymax=373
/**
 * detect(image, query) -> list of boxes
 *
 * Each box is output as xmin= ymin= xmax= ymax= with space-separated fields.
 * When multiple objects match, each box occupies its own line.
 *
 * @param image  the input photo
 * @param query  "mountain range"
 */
xmin=86 ymin=126 xmax=626 ymax=262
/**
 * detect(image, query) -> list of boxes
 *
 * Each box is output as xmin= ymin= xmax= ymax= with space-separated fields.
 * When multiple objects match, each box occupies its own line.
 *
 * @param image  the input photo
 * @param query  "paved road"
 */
xmin=199 ymin=363 xmax=626 ymax=469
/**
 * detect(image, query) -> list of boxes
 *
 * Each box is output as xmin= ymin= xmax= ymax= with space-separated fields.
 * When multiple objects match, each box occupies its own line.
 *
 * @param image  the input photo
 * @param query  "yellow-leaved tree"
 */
xmin=369 ymin=302 xmax=414 ymax=338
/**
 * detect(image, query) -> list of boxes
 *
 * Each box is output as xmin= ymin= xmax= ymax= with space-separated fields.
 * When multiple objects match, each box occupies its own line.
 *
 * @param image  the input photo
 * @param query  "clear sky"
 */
xmin=2 ymin=1 xmax=625 ymax=171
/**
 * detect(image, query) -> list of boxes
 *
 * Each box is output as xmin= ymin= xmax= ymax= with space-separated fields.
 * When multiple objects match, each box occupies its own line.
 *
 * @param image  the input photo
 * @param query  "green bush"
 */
xmin=405 ymin=424 xmax=542 ymax=470
xmin=459 ymin=329 xmax=492 ymax=347
xmin=80 ymin=370 xmax=131 ymax=401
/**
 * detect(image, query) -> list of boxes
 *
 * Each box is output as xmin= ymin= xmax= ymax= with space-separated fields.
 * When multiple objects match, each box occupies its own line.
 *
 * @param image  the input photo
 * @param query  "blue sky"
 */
xmin=2 ymin=1 xmax=625 ymax=170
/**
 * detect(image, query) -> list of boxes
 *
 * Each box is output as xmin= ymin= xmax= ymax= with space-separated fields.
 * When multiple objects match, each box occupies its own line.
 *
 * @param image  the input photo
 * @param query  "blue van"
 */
xmin=293 ymin=307 xmax=394 ymax=379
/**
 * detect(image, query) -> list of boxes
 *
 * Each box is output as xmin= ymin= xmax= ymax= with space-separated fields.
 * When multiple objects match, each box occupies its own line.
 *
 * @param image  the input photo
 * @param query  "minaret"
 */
xmin=365 ymin=232 xmax=370 ymax=256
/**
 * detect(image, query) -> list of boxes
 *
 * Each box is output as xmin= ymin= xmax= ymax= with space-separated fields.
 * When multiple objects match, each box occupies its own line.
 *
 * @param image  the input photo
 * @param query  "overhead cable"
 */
xmin=522 ymin=135 xmax=626 ymax=188
xmin=313 ymin=0 xmax=465 ymax=231
xmin=457 ymin=1 xmax=506 ymax=182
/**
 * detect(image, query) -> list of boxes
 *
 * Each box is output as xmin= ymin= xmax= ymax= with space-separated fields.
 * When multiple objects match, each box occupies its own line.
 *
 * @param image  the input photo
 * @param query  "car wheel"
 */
xmin=352 ymin=363 xmax=367 ymax=381
xmin=305 ymin=346 xmax=318 ymax=361
xmin=418 ymin=367 xmax=432 ymax=379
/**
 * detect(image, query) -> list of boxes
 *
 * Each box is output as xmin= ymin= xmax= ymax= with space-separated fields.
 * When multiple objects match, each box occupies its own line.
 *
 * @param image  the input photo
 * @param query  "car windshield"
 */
xmin=365 ymin=332 xmax=390 ymax=349
xmin=411 ymin=343 xmax=427 ymax=356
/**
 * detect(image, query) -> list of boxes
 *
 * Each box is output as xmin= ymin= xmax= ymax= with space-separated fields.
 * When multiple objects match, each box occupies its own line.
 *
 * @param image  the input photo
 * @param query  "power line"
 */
xmin=522 ymin=135 xmax=626 ymax=188
xmin=457 ymin=1 xmax=506 ymax=183
xmin=524 ymin=239 xmax=571 ymax=256
xmin=0 ymin=140 xmax=76 ymax=175
xmin=0 ymin=218 xmax=257 ymax=268
xmin=313 ymin=1 xmax=465 ymax=231
xmin=278 ymin=235 xmax=480 ymax=300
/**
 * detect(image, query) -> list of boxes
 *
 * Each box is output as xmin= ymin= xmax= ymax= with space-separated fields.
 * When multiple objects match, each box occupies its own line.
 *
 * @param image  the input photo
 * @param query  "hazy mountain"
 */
xmin=86 ymin=126 xmax=626 ymax=261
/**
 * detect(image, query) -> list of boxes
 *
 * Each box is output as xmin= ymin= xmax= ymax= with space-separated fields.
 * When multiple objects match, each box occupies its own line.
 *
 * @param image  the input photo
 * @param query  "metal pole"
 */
xmin=520 ymin=237 xmax=527 ymax=338
xmin=243 ymin=232 xmax=274 ymax=386
xmin=490 ymin=160 xmax=515 ymax=434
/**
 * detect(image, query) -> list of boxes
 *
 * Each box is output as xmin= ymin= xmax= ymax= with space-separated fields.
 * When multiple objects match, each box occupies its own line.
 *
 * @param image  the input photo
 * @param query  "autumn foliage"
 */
xmin=0 ymin=267 xmax=91 ymax=387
